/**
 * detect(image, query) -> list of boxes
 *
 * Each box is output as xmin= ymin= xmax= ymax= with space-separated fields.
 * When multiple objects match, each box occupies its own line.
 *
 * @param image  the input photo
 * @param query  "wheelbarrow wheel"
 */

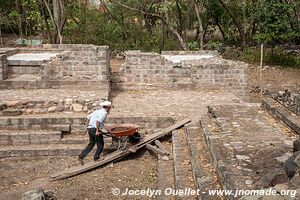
xmin=129 ymin=132 xmax=141 ymax=143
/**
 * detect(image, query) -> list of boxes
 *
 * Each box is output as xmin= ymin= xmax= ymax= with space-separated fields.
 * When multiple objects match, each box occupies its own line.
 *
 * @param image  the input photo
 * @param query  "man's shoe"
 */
xmin=78 ymin=156 xmax=84 ymax=165
xmin=94 ymin=156 xmax=105 ymax=162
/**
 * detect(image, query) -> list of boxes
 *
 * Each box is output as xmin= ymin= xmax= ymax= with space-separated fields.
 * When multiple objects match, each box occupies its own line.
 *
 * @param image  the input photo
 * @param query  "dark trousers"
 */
xmin=79 ymin=128 xmax=104 ymax=161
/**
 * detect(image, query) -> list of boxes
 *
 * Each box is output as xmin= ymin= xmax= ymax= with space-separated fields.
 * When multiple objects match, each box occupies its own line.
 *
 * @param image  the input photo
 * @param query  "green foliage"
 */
xmin=254 ymin=0 xmax=299 ymax=44
xmin=237 ymin=47 xmax=300 ymax=68
xmin=1 ymin=0 xmax=300 ymax=61
xmin=187 ymin=41 xmax=199 ymax=50
xmin=204 ymin=40 xmax=223 ymax=51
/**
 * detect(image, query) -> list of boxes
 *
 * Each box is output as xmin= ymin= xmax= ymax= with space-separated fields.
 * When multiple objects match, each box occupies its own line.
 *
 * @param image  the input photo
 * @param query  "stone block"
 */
xmin=12 ymin=134 xmax=30 ymax=145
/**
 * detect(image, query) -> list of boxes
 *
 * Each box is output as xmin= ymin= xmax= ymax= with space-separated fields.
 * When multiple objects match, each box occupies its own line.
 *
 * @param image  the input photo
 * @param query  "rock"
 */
xmin=65 ymin=98 xmax=73 ymax=105
xmin=26 ymin=109 xmax=34 ymax=114
xmin=245 ymin=179 xmax=254 ymax=185
xmin=4 ymin=100 xmax=20 ymax=107
xmin=239 ymin=195 xmax=264 ymax=200
xmin=44 ymin=190 xmax=57 ymax=200
xmin=276 ymin=152 xmax=293 ymax=163
xmin=47 ymin=106 xmax=57 ymax=112
xmin=236 ymin=155 xmax=250 ymax=161
xmin=108 ymin=163 xmax=114 ymax=168
xmin=22 ymin=189 xmax=45 ymax=200
xmin=162 ymin=155 xmax=169 ymax=161
xmin=284 ymin=140 xmax=293 ymax=147
xmin=293 ymin=139 xmax=300 ymax=153
xmin=2 ymin=109 xmax=22 ymax=116
xmin=83 ymin=106 xmax=88 ymax=112
xmin=293 ymin=152 xmax=300 ymax=171
xmin=262 ymin=195 xmax=284 ymax=200
xmin=233 ymin=98 xmax=240 ymax=103
xmin=260 ymin=170 xmax=287 ymax=187
xmin=0 ymin=102 xmax=7 ymax=111
xmin=285 ymin=156 xmax=296 ymax=179
xmin=72 ymin=104 xmax=83 ymax=112
xmin=55 ymin=106 xmax=64 ymax=112
xmin=274 ymin=183 xmax=289 ymax=193
xmin=291 ymin=175 xmax=300 ymax=186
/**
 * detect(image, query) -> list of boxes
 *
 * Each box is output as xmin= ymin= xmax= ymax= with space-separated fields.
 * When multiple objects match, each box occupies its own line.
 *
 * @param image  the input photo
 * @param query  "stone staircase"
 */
xmin=156 ymin=104 xmax=297 ymax=200
xmin=156 ymin=120 xmax=222 ymax=200
xmin=0 ymin=114 xmax=174 ymax=159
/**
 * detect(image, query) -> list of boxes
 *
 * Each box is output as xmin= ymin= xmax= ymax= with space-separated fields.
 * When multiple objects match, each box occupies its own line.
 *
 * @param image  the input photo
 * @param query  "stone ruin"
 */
xmin=0 ymin=44 xmax=110 ymax=91
xmin=1 ymin=44 xmax=300 ymax=200
xmin=113 ymin=50 xmax=249 ymax=97
xmin=273 ymin=90 xmax=300 ymax=116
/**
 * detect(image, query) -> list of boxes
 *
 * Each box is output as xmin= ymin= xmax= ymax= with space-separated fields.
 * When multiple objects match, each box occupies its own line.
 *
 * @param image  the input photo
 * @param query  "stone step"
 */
xmin=184 ymin=122 xmax=222 ymax=200
xmin=0 ymin=130 xmax=62 ymax=146
xmin=0 ymin=130 xmax=119 ymax=146
xmin=0 ymin=144 xmax=84 ymax=158
xmin=0 ymin=79 xmax=43 ymax=90
xmin=60 ymin=134 xmax=113 ymax=145
xmin=156 ymin=141 xmax=175 ymax=200
xmin=0 ymin=141 xmax=117 ymax=158
xmin=0 ymin=115 xmax=174 ymax=131
xmin=7 ymin=65 xmax=41 ymax=77
xmin=172 ymin=129 xmax=196 ymax=200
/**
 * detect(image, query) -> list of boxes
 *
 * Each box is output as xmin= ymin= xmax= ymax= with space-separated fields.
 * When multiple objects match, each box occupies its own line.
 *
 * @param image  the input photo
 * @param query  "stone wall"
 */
xmin=0 ymin=49 xmax=19 ymax=80
xmin=0 ymin=44 xmax=110 ymax=90
xmin=24 ymin=44 xmax=110 ymax=89
xmin=119 ymin=50 xmax=248 ymax=96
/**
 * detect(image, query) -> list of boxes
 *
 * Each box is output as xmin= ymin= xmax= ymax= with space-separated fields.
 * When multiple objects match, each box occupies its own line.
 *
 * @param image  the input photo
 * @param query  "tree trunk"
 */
xmin=175 ymin=0 xmax=183 ymax=36
xmin=164 ymin=11 xmax=187 ymax=50
xmin=193 ymin=0 xmax=204 ymax=50
xmin=15 ymin=0 xmax=23 ymax=39
xmin=217 ymin=0 xmax=246 ymax=47
xmin=0 ymin=26 xmax=3 ymax=47
xmin=37 ymin=0 xmax=53 ymax=43
xmin=159 ymin=19 xmax=165 ymax=53
xmin=43 ymin=0 xmax=65 ymax=44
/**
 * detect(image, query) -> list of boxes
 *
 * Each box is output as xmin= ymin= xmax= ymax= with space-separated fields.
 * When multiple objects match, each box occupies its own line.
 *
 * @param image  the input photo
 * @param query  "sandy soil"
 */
xmin=1 ymin=149 xmax=157 ymax=200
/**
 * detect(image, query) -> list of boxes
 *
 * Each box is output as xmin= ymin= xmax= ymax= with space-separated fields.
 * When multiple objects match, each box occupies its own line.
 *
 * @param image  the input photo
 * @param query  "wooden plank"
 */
xmin=146 ymin=144 xmax=167 ymax=155
xmin=50 ymin=149 xmax=130 ymax=180
xmin=50 ymin=118 xmax=191 ymax=181
xmin=155 ymin=140 xmax=170 ymax=155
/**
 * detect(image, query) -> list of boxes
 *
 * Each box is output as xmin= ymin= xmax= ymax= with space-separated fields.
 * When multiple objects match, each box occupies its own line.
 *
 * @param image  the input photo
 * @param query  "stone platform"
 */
xmin=201 ymin=105 xmax=295 ymax=199
xmin=0 ymin=88 xmax=109 ymax=115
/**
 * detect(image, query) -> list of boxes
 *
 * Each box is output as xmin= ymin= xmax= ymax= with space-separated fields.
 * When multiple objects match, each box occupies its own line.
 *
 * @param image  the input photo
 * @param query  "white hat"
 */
xmin=100 ymin=100 xmax=112 ymax=107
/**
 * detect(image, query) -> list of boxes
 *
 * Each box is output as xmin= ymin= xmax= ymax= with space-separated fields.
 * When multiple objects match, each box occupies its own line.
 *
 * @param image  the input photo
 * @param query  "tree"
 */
xmin=253 ymin=0 xmax=299 ymax=45
xmin=42 ymin=0 xmax=66 ymax=44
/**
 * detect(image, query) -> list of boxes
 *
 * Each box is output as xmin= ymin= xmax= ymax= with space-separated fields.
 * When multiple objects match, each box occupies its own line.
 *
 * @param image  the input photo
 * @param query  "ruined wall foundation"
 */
xmin=115 ymin=50 xmax=249 ymax=96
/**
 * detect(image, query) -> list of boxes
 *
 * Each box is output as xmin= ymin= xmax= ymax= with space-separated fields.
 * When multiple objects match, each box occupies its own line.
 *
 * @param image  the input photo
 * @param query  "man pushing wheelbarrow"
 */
xmin=78 ymin=100 xmax=112 ymax=165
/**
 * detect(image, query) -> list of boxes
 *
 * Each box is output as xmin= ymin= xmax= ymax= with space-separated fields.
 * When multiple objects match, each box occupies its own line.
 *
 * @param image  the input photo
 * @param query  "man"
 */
xmin=78 ymin=100 xmax=112 ymax=165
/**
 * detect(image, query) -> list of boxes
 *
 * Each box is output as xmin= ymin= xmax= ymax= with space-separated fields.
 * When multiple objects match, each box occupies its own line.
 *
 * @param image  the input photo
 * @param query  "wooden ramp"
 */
xmin=50 ymin=118 xmax=191 ymax=181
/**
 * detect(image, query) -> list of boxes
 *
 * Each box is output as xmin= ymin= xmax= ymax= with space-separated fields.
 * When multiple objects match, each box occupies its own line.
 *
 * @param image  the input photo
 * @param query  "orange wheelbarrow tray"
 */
xmin=104 ymin=124 xmax=140 ymax=149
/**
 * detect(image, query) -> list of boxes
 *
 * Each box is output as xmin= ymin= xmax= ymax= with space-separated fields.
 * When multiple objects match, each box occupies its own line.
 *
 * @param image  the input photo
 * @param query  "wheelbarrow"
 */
xmin=104 ymin=124 xmax=141 ymax=149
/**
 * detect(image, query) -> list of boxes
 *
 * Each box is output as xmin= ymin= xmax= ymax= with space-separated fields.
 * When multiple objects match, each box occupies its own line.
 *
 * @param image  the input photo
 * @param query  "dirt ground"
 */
xmin=1 ymin=149 xmax=158 ymax=200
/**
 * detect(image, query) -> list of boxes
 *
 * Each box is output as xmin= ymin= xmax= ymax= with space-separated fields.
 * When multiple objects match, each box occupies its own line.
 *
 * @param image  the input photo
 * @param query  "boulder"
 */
xmin=22 ymin=189 xmax=45 ymax=200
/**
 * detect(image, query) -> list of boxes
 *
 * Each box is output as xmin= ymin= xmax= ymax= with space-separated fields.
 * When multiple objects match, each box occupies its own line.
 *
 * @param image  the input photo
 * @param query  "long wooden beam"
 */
xmin=50 ymin=118 xmax=191 ymax=181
